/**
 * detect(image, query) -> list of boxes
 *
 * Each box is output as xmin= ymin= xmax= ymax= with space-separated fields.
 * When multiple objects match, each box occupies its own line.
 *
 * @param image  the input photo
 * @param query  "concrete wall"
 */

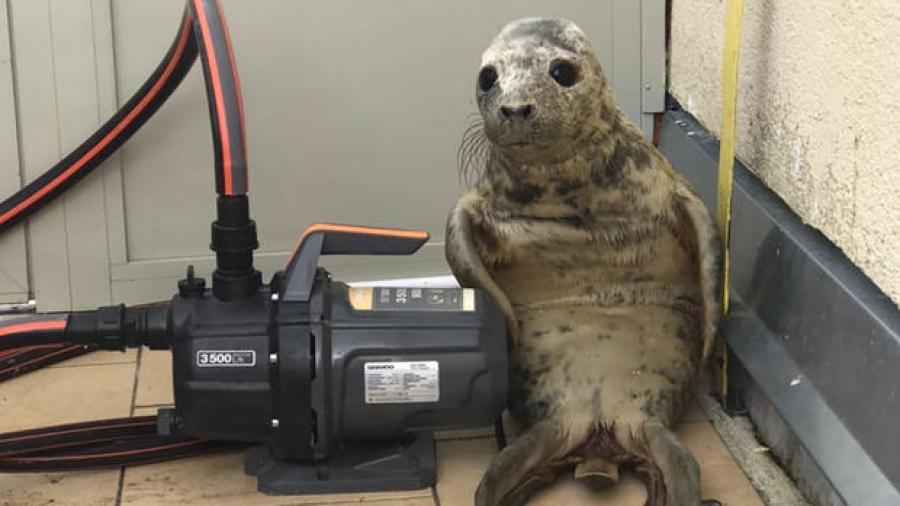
xmin=668 ymin=0 xmax=900 ymax=304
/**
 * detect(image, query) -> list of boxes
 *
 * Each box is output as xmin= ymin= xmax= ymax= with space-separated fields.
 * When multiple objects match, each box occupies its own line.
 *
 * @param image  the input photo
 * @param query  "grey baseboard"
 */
xmin=658 ymin=100 xmax=900 ymax=506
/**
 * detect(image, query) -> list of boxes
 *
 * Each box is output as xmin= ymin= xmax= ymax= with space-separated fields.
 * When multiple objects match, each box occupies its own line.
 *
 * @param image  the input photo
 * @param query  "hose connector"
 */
xmin=65 ymin=304 xmax=171 ymax=351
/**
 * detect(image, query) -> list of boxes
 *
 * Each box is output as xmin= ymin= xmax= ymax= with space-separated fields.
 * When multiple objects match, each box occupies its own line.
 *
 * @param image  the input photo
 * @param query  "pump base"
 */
xmin=244 ymin=433 xmax=436 ymax=495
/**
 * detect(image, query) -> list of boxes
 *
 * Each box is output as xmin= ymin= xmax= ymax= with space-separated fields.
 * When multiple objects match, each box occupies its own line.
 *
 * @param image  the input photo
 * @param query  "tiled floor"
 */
xmin=1 ymin=350 xmax=764 ymax=505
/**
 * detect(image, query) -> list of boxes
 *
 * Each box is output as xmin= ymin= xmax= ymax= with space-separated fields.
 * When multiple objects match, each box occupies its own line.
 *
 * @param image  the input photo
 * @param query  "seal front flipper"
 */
xmin=669 ymin=179 xmax=723 ymax=362
xmin=446 ymin=193 xmax=520 ymax=342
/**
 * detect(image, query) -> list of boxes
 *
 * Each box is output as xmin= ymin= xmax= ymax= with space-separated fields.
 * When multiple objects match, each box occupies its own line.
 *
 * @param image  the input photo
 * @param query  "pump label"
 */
xmin=349 ymin=287 xmax=475 ymax=312
xmin=364 ymin=361 xmax=439 ymax=404
xmin=197 ymin=350 xmax=256 ymax=367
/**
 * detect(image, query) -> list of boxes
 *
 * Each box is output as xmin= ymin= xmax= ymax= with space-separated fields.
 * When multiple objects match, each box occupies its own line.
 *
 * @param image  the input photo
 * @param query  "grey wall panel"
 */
xmin=0 ymin=2 xmax=29 ymax=303
xmin=610 ymin=0 xmax=642 ymax=124
xmin=640 ymin=0 xmax=665 ymax=113
xmin=9 ymin=0 xmax=118 ymax=310
xmin=10 ymin=0 xmax=73 ymax=310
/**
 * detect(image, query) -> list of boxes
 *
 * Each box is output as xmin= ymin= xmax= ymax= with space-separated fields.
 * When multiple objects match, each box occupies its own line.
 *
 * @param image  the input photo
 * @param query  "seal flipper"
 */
xmin=474 ymin=421 xmax=563 ymax=506
xmin=573 ymin=456 xmax=619 ymax=490
xmin=643 ymin=419 xmax=702 ymax=506
xmin=669 ymin=180 xmax=723 ymax=362
xmin=445 ymin=194 xmax=520 ymax=341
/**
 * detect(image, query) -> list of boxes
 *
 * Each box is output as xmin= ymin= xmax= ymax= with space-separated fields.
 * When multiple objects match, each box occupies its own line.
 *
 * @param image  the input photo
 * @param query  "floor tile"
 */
xmin=680 ymin=395 xmax=709 ymax=423
xmin=0 ymin=470 xmax=121 ymax=506
xmin=679 ymin=421 xmax=763 ymax=506
xmin=0 ymin=362 xmax=136 ymax=431
xmin=133 ymin=350 xmax=174 ymax=408
xmin=362 ymin=498 xmax=434 ymax=505
xmin=120 ymin=450 xmax=434 ymax=505
xmin=434 ymin=425 xmax=494 ymax=441
xmin=530 ymin=473 xmax=648 ymax=505
xmin=132 ymin=405 xmax=168 ymax=417
xmin=434 ymin=437 xmax=496 ymax=505
xmin=46 ymin=348 xmax=137 ymax=368
xmin=0 ymin=361 xmax=137 ymax=505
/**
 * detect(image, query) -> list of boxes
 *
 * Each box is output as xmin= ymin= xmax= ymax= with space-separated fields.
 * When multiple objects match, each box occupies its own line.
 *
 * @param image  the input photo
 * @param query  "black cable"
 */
xmin=0 ymin=416 xmax=157 ymax=457
xmin=0 ymin=434 xmax=230 ymax=472
xmin=0 ymin=345 xmax=90 ymax=382
xmin=0 ymin=412 xmax=243 ymax=473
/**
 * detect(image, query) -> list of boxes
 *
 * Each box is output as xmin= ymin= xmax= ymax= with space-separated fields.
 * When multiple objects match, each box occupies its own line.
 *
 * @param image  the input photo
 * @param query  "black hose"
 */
xmin=0 ymin=315 xmax=68 ymax=352
xmin=0 ymin=8 xmax=199 ymax=235
xmin=188 ymin=0 xmax=260 ymax=300
xmin=0 ymin=304 xmax=170 ymax=354
xmin=188 ymin=0 xmax=249 ymax=196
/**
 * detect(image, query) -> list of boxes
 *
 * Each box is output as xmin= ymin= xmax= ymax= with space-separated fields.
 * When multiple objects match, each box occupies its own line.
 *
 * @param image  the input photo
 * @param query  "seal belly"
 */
xmin=509 ymin=302 xmax=702 ymax=432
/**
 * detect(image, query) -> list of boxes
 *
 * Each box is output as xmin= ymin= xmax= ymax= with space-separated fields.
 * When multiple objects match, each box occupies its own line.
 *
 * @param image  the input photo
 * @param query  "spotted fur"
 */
xmin=446 ymin=18 xmax=721 ymax=506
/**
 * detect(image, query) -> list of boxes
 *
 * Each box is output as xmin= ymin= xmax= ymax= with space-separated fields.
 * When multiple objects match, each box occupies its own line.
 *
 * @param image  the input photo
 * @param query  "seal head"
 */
xmin=476 ymin=18 xmax=616 ymax=165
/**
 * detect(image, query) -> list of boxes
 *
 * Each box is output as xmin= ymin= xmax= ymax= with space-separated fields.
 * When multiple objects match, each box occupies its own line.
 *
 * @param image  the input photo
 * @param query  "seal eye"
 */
xmin=478 ymin=66 xmax=498 ymax=92
xmin=549 ymin=60 xmax=578 ymax=87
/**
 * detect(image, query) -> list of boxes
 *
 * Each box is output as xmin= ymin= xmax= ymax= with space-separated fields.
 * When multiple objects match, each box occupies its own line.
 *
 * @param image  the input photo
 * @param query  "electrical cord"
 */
xmin=0 ymin=416 xmax=238 ymax=472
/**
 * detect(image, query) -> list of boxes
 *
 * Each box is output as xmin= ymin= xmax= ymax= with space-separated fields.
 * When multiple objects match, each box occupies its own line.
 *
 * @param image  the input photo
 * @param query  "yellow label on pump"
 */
xmin=462 ymin=289 xmax=475 ymax=312
xmin=348 ymin=287 xmax=475 ymax=312
xmin=349 ymin=287 xmax=374 ymax=310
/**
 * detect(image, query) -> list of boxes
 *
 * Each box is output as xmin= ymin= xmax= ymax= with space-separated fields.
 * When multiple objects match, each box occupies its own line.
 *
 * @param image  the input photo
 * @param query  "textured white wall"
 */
xmin=669 ymin=0 xmax=900 ymax=304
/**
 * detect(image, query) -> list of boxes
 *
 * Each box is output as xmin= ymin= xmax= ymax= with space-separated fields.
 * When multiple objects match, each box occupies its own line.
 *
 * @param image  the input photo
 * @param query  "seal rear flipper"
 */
xmin=474 ymin=421 xmax=564 ymax=506
xmin=643 ymin=419 xmax=702 ymax=506
xmin=573 ymin=456 xmax=619 ymax=490
xmin=446 ymin=194 xmax=520 ymax=341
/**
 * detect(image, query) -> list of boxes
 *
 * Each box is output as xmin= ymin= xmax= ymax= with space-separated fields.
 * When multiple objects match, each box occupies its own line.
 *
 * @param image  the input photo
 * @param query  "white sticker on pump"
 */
xmin=364 ymin=361 xmax=439 ymax=404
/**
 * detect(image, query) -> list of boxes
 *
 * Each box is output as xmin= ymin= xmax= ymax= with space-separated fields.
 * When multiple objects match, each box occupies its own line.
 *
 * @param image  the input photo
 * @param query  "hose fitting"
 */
xmin=65 ymin=304 xmax=170 ymax=351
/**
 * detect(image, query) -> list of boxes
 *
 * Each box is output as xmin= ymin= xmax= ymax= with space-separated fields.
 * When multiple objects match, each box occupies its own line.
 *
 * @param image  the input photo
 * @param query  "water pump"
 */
xmin=162 ymin=222 xmax=507 ymax=493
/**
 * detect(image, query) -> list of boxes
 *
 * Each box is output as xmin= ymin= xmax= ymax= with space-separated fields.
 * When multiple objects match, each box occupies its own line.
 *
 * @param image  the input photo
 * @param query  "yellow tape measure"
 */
xmin=715 ymin=0 xmax=745 ymax=401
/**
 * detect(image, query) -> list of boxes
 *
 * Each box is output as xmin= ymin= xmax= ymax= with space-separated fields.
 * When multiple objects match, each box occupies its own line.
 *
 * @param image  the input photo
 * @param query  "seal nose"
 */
xmin=500 ymin=104 xmax=535 ymax=121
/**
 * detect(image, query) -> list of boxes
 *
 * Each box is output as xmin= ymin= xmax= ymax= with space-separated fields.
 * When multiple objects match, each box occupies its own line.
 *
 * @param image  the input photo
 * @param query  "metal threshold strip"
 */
xmin=659 ymin=99 xmax=900 ymax=506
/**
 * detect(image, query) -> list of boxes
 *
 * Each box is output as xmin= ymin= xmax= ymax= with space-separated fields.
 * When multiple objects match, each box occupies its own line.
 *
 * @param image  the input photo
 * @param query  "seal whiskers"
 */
xmin=458 ymin=118 xmax=491 ymax=186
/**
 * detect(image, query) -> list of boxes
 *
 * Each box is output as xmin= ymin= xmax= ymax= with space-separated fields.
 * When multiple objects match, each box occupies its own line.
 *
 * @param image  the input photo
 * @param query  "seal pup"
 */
xmin=446 ymin=18 xmax=721 ymax=506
